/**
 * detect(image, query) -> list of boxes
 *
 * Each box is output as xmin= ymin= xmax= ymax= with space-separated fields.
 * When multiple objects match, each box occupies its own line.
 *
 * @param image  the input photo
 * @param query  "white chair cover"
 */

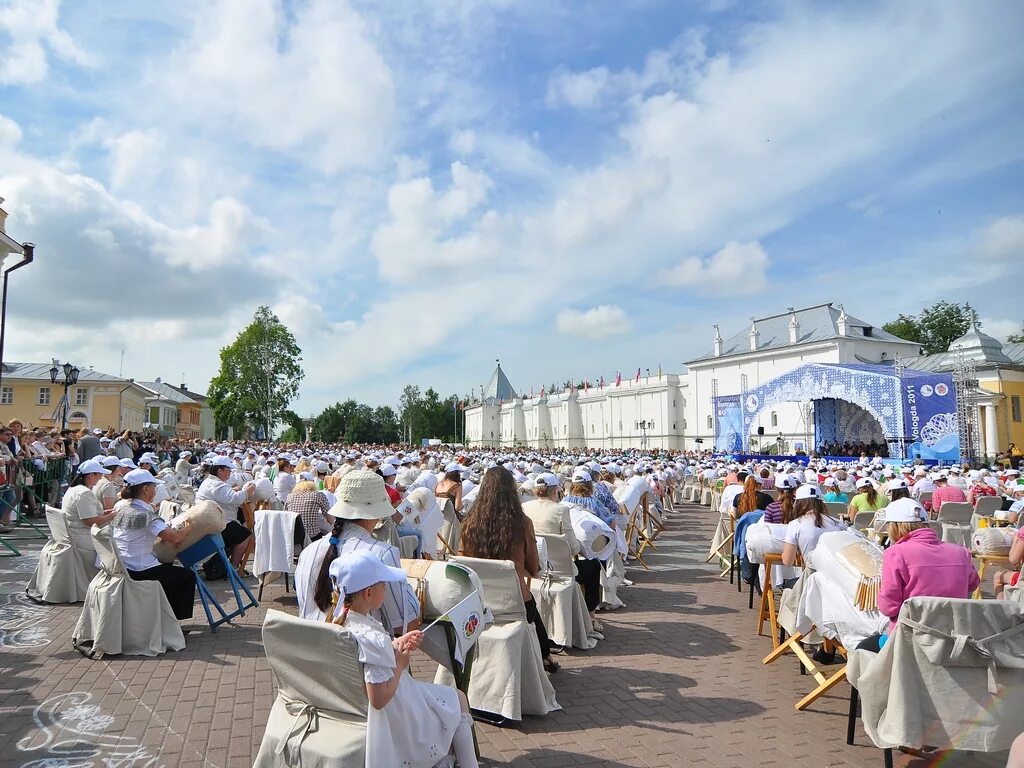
xmin=531 ymin=533 xmax=596 ymax=650
xmin=437 ymin=498 xmax=461 ymax=558
xmin=599 ymin=552 xmax=627 ymax=610
xmin=72 ymin=525 xmax=186 ymax=657
xmin=253 ymin=609 xmax=367 ymax=768
xmin=937 ymin=502 xmax=974 ymax=547
xmin=847 ymin=596 xmax=1024 ymax=752
xmin=437 ymin=556 xmax=559 ymax=721
xmin=253 ymin=510 xmax=299 ymax=578
xmin=26 ymin=505 xmax=92 ymax=604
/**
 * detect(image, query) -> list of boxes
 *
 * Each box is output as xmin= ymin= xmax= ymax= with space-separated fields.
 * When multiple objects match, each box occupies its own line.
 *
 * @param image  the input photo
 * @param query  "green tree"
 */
xmin=208 ymin=305 xmax=305 ymax=439
xmin=881 ymin=314 xmax=924 ymax=346
xmin=278 ymin=409 xmax=306 ymax=443
xmin=314 ymin=400 xmax=359 ymax=443
xmin=399 ymin=385 xmax=421 ymax=444
xmin=883 ymin=301 xmax=979 ymax=355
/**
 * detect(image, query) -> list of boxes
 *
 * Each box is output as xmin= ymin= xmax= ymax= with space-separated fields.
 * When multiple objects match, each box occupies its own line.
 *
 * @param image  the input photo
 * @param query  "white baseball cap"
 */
xmin=119 ymin=458 xmax=137 ymax=469
xmin=380 ymin=464 xmax=397 ymax=477
xmin=856 ymin=477 xmax=873 ymax=489
xmin=209 ymin=456 xmax=235 ymax=469
xmin=534 ymin=472 xmax=561 ymax=488
xmin=123 ymin=469 xmax=164 ymax=487
xmin=776 ymin=476 xmax=798 ymax=490
xmin=77 ymin=458 xmax=111 ymax=475
xmin=329 ymin=550 xmax=407 ymax=598
xmin=100 ymin=456 xmax=122 ymax=468
xmin=572 ymin=469 xmax=593 ymax=483
xmin=883 ymin=497 xmax=926 ymax=523
xmin=795 ymin=485 xmax=820 ymax=500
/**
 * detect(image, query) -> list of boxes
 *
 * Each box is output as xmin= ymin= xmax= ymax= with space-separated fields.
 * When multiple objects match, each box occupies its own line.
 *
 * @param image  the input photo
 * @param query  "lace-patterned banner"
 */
xmin=713 ymin=363 xmax=960 ymax=460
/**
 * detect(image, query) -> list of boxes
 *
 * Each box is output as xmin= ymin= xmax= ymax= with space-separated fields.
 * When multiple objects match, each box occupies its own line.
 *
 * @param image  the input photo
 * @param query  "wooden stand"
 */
xmin=973 ymin=553 xmax=1011 ymax=599
xmin=763 ymin=628 xmax=849 ymax=710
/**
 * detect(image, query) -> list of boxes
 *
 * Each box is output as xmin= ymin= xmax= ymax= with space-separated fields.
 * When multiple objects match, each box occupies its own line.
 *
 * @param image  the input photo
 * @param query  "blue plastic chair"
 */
xmin=177 ymin=533 xmax=259 ymax=631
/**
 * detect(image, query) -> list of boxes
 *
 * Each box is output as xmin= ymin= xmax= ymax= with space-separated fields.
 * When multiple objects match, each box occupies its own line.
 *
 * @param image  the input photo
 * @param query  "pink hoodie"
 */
xmin=877 ymin=527 xmax=980 ymax=633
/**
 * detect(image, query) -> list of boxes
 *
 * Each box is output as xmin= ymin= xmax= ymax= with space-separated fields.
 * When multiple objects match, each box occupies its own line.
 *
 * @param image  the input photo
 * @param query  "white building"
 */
xmin=463 ymin=303 xmax=923 ymax=452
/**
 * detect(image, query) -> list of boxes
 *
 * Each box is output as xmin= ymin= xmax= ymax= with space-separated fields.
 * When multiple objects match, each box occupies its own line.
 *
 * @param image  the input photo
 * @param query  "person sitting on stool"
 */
xmin=111 ymin=469 xmax=196 ymax=621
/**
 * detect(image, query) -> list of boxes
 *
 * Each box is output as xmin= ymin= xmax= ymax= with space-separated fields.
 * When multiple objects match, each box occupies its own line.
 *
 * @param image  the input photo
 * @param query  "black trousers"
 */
xmin=222 ymin=519 xmax=251 ymax=549
xmin=575 ymin=557 xmax=602 ymax=612
xmin=524 ymin=596 xmax=554 ymax=658
xmin=129 ymin=563 xmax=196 ymax=620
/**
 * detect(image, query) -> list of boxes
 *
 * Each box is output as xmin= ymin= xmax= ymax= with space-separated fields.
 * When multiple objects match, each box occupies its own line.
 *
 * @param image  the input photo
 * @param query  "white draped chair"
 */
xmin=437 ymin=498 xmax=461 ymax=559
xmin=531 ymin=533 xmax=596 ymax=650
xmin=936 ymin=501 xmax=974 ymax=547
xmin=26 ymin=505 xmax=91 ymax=604
xmin=441 ymin=556 xmax=559 ymax=723
xmin=847 ymin=596 xmax=1024 ymax=765
xmin=72 ymin=525 xmax=185 ymax=658
xmin=253 ymin=609 xmax=367 ymax=767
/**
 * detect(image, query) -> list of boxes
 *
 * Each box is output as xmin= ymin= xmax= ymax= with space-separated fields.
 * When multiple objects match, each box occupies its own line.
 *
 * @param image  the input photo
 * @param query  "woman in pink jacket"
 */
xmin=857 ymin=497 xmax=980 ymax=652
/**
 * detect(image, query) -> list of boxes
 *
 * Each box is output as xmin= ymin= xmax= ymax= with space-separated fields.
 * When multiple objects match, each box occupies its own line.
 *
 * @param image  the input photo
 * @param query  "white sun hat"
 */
xmin=329 ymin=470 xmax=396 ymax=521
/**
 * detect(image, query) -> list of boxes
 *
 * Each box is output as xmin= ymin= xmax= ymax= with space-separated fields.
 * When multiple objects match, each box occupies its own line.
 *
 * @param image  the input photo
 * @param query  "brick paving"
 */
xmin=0 ymin=503 xmax=1010 ymax=768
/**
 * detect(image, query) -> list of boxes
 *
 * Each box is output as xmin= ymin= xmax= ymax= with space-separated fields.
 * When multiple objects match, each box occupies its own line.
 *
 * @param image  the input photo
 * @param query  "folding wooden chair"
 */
xmin=973 ymin=552 xmax=1011 ymax=599
xmin=763 ymin=624 xmax=849 ymax=711
xmin=755 ymin=552 xmax=803 ymax=647
xmin=625 ymin=496 xmax=656 ymax=570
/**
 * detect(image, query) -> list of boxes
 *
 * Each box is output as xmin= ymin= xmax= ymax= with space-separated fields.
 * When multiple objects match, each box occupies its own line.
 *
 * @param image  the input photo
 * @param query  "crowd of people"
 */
xmin=13 ymin=426 xmax=1024 ymax=765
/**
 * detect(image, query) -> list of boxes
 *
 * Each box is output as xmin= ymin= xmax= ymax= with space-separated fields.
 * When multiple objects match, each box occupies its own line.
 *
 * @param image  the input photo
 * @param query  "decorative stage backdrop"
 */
xmin=712 ymin=363 xmax=960 ymax=461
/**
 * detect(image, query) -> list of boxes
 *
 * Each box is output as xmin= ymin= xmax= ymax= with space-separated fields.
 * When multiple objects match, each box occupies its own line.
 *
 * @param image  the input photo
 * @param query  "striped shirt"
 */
xmin=338 ymin=526 xmax=420 ymax=633
xmin=564 ymin=494 xmax=616 ymax=525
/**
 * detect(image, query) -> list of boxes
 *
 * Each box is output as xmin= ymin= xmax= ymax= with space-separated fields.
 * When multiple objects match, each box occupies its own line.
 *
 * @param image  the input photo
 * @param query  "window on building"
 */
xmin=74 ymin=387 xmax=88 ymax=406
xmin=683 ymin=419 xmax=687 ymax=430
xmin=1013 ymin=395 xmax=1022 ymax=423
xmin=0 ymin=386 xmax=12 ymax=405
xmin=149 ymin=406 xmax=159 ymax=425
xmin=38 ymin=387 xmax=51 ymax=406
xmin=706 ymin=415 xmax=712 ymax=429
xmin=673 ymin=423 xmax=676 ymax=430
xmin=771 ymin=411 xmax=778 ymax=427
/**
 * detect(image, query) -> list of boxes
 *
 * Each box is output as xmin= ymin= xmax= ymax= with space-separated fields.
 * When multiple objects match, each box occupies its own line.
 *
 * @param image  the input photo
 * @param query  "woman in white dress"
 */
xmin=328 ymin=550 xmax=478 ymax=768
xmin=63 ymin=458 xmax=117 ymax=577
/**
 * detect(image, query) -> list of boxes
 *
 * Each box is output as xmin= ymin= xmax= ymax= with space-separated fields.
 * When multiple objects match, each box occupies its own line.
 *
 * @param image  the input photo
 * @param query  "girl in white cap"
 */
xmin=328 ymin=550 xmax=479 ymax=768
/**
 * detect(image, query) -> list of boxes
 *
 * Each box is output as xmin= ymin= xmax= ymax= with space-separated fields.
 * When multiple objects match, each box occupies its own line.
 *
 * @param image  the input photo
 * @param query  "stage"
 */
xmin=712 ymin=362 xmax=961 ymax=462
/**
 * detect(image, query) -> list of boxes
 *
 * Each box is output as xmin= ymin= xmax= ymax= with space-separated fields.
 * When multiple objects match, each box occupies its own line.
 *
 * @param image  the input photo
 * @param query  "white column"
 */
xmin=984 ymin=405 xmax=999 ymax=457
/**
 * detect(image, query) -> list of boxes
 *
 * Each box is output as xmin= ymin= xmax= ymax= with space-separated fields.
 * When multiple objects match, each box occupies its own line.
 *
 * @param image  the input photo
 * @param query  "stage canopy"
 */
xmin=712 ymin=363 xmax=959 ymax=461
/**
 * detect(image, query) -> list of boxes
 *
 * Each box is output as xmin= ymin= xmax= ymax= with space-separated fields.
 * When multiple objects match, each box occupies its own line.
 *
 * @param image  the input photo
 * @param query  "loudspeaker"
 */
xmin=757 ymin=426 xmax=765 ymax=436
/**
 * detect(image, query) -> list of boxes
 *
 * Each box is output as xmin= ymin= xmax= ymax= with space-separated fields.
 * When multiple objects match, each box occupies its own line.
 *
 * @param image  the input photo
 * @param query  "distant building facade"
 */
xmin=463 ymin=304 xmax=927 ymax=452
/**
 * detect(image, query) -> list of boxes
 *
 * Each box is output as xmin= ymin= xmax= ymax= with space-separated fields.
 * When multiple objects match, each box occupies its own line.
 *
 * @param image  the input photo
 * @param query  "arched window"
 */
xmin=771 ymin=411 xmax=778 ymax=427
xmin=707 ymin=415 xmax=713 ymax=429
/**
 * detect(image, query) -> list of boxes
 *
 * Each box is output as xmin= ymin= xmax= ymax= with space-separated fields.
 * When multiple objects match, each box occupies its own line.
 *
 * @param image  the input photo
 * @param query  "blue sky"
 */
xmin=0 ymin=0 xmax=1022 ymax=414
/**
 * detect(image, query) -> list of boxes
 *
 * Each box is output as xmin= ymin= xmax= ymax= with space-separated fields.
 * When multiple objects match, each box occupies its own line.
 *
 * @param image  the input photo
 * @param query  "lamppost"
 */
xmin=0 ymin=240 xmax=34 ymax=390
xmin=639 ymin=419 xmax=652 ymax=450
xmin=49 ymin=360 xmax=80 ymax=430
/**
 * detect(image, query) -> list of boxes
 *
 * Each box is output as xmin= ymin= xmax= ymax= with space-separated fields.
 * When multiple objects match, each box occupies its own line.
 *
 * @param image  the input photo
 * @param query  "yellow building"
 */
xmin=0 ymin=361 xmax=151 ymax=432
xmin=906 ymin=324 xmax=1024 ymax=459
xmin=140 ymin=379 xmax=207 ymax=441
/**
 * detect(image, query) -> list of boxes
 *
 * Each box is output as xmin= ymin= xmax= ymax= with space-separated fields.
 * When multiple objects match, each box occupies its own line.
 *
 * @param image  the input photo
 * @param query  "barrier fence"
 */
xmin=0 ymin=457 xmax=69 ymax=556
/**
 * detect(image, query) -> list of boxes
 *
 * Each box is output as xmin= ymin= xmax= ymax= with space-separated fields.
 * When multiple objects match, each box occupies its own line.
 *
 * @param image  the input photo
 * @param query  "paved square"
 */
xmin=0 ymin=504 xmax=1009 ymax=767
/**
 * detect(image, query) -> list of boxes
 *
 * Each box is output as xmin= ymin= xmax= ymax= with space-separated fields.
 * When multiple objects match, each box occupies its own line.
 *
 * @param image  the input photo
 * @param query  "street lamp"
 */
xmin=49 ymin=359 xmax=80 ymax=430
xmin=0 ymin=241 xmax=34 ymax=390
xmin=639 ymin=419 xmax=653 ymax=450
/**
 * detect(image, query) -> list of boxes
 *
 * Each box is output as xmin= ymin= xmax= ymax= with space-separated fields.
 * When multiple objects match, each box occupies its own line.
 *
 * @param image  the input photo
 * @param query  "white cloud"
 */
xmin=371 ymin=162 xmax=495 ymax=279
xmin=660 ymin=241 xmax=769 ymax=295
xmin=0 ymin=114 xmax=22 ymax=146
xmin=979 ymin=317 xmax=1023 ymax=342
xmin=155 ymin=197 xmax=266 ymax=272
xmin=546 ymin=30 xmax=707 ymax=110
xmin=979 ymin=215 xmax=1024 ymax=261
xmin=107 ymin=129 xmax=164 ymax=190
xmin=0 ymin=0 xmax=93 ymax=85
xmin=556 ymin=306 xmax=630 ymax=339
xmin=160 ymin=0 xmax=394 ymax=173
xmin=546 ymin=67 xmax=612 ymax=110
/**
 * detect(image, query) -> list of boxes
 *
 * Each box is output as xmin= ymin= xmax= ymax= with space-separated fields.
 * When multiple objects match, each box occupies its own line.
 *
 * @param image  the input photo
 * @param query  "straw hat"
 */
xmin=329 ymin=470 xmax=395 ymax=521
